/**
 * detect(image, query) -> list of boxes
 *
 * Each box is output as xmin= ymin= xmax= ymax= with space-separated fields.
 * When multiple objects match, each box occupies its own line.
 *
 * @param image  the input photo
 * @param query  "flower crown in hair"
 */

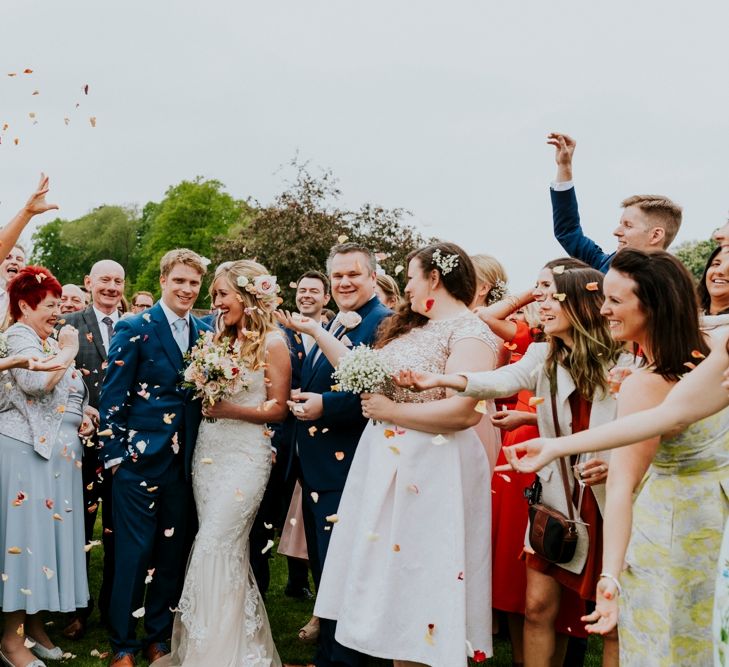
xmin=486 ymin=278 xmax=508 ymax=306
xmin=432 ymin=248 xmax=459 ymax=275
xmin=236 ymin=274 xmax=282 ymax=312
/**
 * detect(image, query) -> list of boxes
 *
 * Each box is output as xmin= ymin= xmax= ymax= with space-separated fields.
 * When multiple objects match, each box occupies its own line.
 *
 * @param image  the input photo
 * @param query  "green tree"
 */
xmin=30 ymin=206 xmax=139 ymax=284
xmin=134 ymin=178 xmax=253 ymax=303
xmin=674 ymin=238 xmax=716 ymax=282
xmin=216 ymin=162 xmax=425 ymax=309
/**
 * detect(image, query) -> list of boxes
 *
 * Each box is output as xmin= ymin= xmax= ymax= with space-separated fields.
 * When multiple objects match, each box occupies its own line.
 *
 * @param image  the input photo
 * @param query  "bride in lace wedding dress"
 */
xmin=156 ymin=261 xmax=291 ymax=667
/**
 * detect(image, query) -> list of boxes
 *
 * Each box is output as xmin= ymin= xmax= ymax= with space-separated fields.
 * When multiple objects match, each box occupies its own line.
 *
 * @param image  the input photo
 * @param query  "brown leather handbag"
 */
xmin=524 ymin=392 xmax=578 ymax=564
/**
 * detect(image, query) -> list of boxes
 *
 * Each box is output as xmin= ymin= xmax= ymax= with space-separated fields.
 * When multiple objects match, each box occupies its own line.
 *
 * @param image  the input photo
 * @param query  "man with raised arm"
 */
xmin=548 ymin=132 xmax=683 ymax=272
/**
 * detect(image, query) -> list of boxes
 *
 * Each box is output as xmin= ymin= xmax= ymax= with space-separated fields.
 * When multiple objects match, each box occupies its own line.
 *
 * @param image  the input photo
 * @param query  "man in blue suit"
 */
xmin=547 ymin=132 xmax=683 ymax=272
xmin=98 ymin=249 xmax=211 ymax=667
xmin=289 ymin=243 xmax=391 ymax=667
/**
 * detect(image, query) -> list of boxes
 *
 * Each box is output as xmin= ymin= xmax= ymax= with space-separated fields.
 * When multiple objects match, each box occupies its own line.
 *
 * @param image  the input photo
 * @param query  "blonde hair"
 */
xmin=159 ymin=248 xmax=208 ymax=278
xmin=375 ymin=274 xmax=402 ymax=309
xmin=620 ymin=195 xmax=683 ymax=248
xmin=211 ymin=260 xmax=278 ymax=371
xmin=470 ymin=254 xmax=508 ymax=305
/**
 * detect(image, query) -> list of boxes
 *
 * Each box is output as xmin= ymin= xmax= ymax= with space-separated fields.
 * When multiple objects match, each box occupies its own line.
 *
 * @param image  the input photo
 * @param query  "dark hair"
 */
xmin=8 ymin=265 xmax=62 ymax=321
xmin=326 ymin=242 xmax=377 ymax=275
xmin=375 ymin=242 xmax=476 ymax=347
xmin=297 ymin=270 xmax=330 ymax=295
xmin=697 ymin=246 xmax=729 ymax=315
xmin=610 ymin=249 xmax=709 ymax=381
xmin=545 ymin=267 xmax=623 ymax=399
xmin=543 ymin=257 xmax=590 ymax=272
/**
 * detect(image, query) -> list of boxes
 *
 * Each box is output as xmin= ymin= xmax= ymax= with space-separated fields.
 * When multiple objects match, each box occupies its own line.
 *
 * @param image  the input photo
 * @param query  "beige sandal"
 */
xmin=297 ymin=616 xmax=320 ymax=643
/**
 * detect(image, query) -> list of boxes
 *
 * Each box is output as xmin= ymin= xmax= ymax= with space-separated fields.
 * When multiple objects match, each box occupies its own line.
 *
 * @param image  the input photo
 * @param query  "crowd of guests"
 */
xmin=0 ymin=130 xmax=728 ymax=667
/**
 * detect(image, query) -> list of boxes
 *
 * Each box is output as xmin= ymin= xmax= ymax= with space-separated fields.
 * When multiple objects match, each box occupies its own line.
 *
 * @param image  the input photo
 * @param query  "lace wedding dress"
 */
xmin=158 ymin=365 xmax=281 ymax=667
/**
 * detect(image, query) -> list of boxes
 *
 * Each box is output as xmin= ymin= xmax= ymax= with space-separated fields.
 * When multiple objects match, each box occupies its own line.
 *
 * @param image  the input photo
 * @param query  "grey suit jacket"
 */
xmin=61 ymin=307 xmax=107 ymax=408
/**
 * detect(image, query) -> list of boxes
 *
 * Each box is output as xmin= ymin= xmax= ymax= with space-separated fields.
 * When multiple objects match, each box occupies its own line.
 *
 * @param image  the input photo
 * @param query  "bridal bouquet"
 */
xmin=333 ymin=344 xmax=391 ymax=394
xmin=181 ymin=331 xmax=249 ymax=407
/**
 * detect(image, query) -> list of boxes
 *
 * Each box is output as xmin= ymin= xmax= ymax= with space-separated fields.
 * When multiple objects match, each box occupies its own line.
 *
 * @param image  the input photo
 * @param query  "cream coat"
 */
xmin=460 ymin=342 xmax=630 ymax=574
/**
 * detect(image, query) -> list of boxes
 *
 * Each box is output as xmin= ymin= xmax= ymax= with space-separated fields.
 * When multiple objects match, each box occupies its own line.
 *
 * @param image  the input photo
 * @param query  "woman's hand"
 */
xmin=84 ymin=405 xmax=100 ymax=428
xmin=360 ymin=392 xmax=395 ymax=422
xmin=576 ymin=457 xmax=609 ymax=486
xmin=24 ymin=173 xmax=59 ymax=217
xmin=583 ymin=577 xmax=619 ymax=635
xmin=274 ymin=310 xmax=321 ymax=337
xmin=608 ymin=366 xmax=633 ymax=395
xmin=202 ymin=399 xmax=240 ymax=420
xmin=494 ymin=437 xmax=559 ymax=474
xmin=79 ymin=414 xmax=95 ymax=438
xmin=57 ymin=325 xmax=80 ymax=355
xmin=392 ymin=369 xmax=442 ymax=392
xmin=490 ymin=409 xmax=535 ymax=432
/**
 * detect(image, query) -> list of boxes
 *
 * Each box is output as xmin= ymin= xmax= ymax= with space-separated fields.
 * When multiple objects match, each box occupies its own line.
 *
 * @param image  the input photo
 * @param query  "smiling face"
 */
xmin=403 ymin=257 xmax=435 ymax=316
xmin=160 ymin=263 xmax=202 ymax=317
xmin=296 ymin=277 xmax=330 ymax=318
xmin=705 ymin=249 xmax=729 ymax=313
xmin=329 ymin=251 xmax=376 ymax=312
xmin=532 ymin=268 xmax=555 ymax=303
xmin=85 ymin=260 xmax=125 ymax=315
xmin=60 ymin=284 xmax=86 ymax=313
xmin=600 ymin=269 xmax=647 ymax=345
xmin=1 ymin=246 xmax=26 ymax=285
xmin=538 ymin=286 xmax=573 ymax=346
xmin=211 ymin=275 xmax=245 ymax=330
xmin=20 ymin=292 xmax=61 ymax=340
xmin=613 ymin=206 xmax=661 ymax=252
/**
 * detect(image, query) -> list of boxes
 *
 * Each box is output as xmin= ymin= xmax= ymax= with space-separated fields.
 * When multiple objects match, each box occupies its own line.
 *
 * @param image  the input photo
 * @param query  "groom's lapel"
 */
xmin=149 ymin=303 xmax=184 ymax=370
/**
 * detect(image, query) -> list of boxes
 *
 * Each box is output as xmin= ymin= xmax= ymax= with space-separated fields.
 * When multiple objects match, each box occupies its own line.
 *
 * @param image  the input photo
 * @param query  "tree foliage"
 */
xmin=133 ymin=178 xmax=254 ymax=301
xmin=31 ymin=206 xmax=139 ymax=284
xmin=674 ymin=238 xmax=716 ymax=282
xmin=216 ymin=161 xmax=426 ymax=309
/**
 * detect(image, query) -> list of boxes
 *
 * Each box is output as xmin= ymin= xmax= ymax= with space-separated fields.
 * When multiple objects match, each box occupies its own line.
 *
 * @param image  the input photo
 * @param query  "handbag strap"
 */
xmin=550 ymin=391 xmax=576 ymax=523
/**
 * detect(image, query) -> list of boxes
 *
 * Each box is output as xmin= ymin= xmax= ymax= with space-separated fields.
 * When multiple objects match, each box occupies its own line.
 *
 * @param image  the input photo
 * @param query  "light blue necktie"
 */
xmin=171 ymin=318 xmax=188 ymax=353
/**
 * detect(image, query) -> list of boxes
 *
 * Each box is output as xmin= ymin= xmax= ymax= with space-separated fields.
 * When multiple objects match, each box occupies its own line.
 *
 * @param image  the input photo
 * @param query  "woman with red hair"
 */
xmin=0 ymin=266 xmax=94 ymax=667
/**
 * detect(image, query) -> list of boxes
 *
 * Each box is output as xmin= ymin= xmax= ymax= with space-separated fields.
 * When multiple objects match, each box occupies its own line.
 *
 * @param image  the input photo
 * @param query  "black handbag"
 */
xmin=523 ymin=392 xmax=578 ymax=564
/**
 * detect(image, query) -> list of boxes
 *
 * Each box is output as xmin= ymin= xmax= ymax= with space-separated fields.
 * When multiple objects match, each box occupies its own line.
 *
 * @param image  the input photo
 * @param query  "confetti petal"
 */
xmin=552 ymin=265 xmax=565 ymax=275
xmin=585 ymin=282 xmax=599 ymax=291
xmin=431 ymin=434 xmax=448 ymax=446
xmin=261 ymin=539 xmax=274 ymax=554
xmin=424 ymin=298 xmax=435 ymax=312
xmin=334 ymin=451 xmax=345 ymax=461
xmin=553 ymin=293 xmax=566 ymax=302
xmin=337 ymin=234 xmax=348 ymax=243
xmin=691 ymin=349 xmax=706 ymax=359
xmin=131 ymin=607 xmax=145 ymax=618
xmin=394 ymin=265 xmax=404 ymax=275
xmin=528 ymin=396 xmax=545 ymax=407
xmin=310 ymin=492 xmax=319 ymax=503
xmin=474 ymin=400 xmax=487 ymax=414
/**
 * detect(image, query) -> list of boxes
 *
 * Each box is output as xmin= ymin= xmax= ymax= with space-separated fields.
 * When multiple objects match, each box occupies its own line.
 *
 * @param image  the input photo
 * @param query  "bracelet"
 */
xmin=599 ymin=572 xmax=623 ymax=596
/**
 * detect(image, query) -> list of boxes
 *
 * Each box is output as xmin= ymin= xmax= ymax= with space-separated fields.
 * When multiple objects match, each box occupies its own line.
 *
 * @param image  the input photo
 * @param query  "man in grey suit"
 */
xmin=60 ymin=259 xmax=126 ymax=639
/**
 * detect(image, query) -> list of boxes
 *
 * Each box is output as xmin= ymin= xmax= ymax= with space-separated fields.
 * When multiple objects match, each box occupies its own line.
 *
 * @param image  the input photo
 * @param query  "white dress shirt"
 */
xmin=92 ymin=306 xmax=120 ymax=352
xmin=159 ymin=300 xmax=191 ymax=351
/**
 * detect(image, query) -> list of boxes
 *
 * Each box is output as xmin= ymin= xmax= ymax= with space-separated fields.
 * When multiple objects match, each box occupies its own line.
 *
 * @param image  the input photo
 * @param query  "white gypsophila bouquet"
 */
xmin=0 ymin=332 xmax=7 ymax=359
xmin=333 ymin=344 xmax=391 ymax=394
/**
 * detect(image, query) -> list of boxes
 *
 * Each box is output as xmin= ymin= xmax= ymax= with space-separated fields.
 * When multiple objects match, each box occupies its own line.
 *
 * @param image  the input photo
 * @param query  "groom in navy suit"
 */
xmin=289 ymin=243 xmax=391 ymax=667
xmin=98 ymin=249 xmax=211 ymax=667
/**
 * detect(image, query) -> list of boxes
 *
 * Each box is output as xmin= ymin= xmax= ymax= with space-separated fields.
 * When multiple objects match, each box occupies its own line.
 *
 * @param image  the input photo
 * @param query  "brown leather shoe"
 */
xmin=109 ymin=652 xmax=136 ymax=667
xmin=144 ymin=643 xmax=169 ymax=664
xmin=62 ymin=616 xmax=86 ymax=640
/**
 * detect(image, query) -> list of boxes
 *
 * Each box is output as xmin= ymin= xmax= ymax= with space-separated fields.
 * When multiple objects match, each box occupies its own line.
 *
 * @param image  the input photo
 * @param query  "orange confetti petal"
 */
xmin=308 ymin=426 xmax=318 ymax=436
xmin=691 ymin=349 xmax=706 ymax=359
xmin=23 ymin=69 xmax=33 ymax=74
xmin=503 ymin=341 xmax=518 ymax=351
xmin=383 ymin=428 xmax=395 ymax=438
xmin=528 ymin=396 xmax=545 ymax=407
xmin=89 ymin=116 xmax=97 ymax=128
xmin=585 ymin=282 xmax=599 ymax=291
xmin=392 ymin=544 xmax=401 ymax=552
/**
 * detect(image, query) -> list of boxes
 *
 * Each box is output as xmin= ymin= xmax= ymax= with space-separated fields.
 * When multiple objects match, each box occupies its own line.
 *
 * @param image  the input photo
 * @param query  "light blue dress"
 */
xmin=0 ymin=325 xmax=89 ymax=613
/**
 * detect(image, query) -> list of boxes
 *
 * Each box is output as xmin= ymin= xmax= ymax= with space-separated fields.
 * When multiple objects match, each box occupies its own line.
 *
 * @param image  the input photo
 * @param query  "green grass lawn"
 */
xmin=38 ymin=529 xmax=603 ymax=666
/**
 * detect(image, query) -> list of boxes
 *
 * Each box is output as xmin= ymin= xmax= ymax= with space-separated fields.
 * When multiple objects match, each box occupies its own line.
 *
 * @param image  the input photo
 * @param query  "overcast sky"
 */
xmin=2 ymin=0 xmax=728 ymax=286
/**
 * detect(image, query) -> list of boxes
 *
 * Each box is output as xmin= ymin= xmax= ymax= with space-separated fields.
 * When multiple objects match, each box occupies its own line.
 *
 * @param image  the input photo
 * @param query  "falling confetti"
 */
xmin=528 ymin=396 xmax=544 ymax=407
xmin=691 ymin=350 xmax=706 ymax=359
xmin=553 ymin=293 xmax=566 ymax=302
xmin=394 ymin=265 xmax=404 ymax=275
xmin=310 ymin=492 xmax=319 ymax=503
xmin=325 ymin=514 xmax=339 ymax=523
xmin=585 ymin=282 xmax=599 ymax=291
xmin=431 ymin=434 xmax=448 ymax=446
xmin=261 ymin=539 xmax=274 ymax=554
xmin=337 ymin=234 xmax=348 ymax=243
xmin=131 ymin=607 xmax=145 ymax=618
xmin=474 ymin=400 xmax=488 ymax=414
xmin=424 ymin=298 xmax=435 ymax=313
xmin=334 ymin=451 xmax=345 ymax=461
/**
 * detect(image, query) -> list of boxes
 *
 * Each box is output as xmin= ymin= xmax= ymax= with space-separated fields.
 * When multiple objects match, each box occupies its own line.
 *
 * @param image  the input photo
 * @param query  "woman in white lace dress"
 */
xmin=285 ymin=243 xmax=499 ymax=666
xmin=157 ymin=260 xmax=291 ymax=667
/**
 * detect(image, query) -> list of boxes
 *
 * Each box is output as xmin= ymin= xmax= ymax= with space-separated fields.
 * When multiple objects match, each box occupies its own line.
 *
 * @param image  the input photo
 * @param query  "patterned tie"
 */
xmin=171 ymin=318 xmax=188 ymax=354
xmin=101 ymin=316 xmax=115 ymax=352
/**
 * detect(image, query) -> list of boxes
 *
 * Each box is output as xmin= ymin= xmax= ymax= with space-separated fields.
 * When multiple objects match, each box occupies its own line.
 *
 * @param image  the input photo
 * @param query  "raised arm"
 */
xmin=275 ymin=310 xmax=349 ymax=367
xmin=473 ymin=289 xmax=534 ymax=342
xmin=501 ymin=333 xmax=729 ymax=473
xmin=547 ymin=133 xmax=610 ymax=270
xmin=0 ymin=173 xmax=59 ymax=257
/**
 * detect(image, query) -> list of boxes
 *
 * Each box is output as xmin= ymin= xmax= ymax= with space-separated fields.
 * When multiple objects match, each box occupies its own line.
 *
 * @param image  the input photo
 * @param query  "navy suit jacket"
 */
xmin=271 ymin=326 xmax=306 ymax=469
xmin=295 ymin=297 xmax=391 ymax=492
xmin=551 ymin=186 xmax=614 ymax=273
xmin=98 ymin=302 xmax=212 ymax=480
